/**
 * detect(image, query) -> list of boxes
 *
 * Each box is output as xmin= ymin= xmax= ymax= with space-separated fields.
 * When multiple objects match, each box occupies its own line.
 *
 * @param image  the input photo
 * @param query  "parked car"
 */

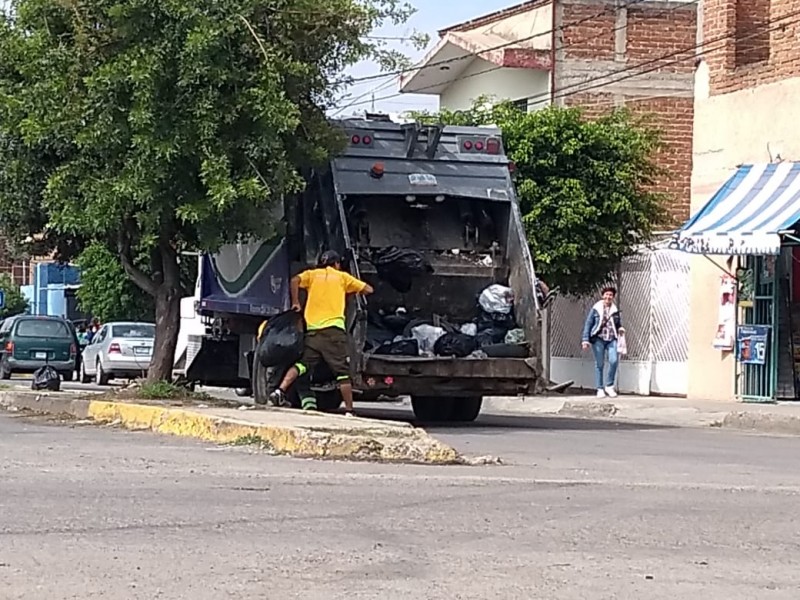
xmin=80 ymin=322 xmax=155 ymax=385
xmin=0 ymin=315 xmax=78 ymax=380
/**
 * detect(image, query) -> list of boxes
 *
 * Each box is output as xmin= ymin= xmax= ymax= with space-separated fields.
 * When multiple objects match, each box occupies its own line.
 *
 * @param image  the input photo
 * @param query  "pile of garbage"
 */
xmin=366 ymin=283 xmax=528 ymax=359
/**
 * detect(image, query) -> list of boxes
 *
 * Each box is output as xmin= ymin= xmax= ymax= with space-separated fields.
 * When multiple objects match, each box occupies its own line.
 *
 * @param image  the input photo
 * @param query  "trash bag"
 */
xmin=476 ymin=310 xmax=516 ymax=334
xmin=32 ymin=365 xmax=60 ymax=391
xmin=373 ymin=246 xmax=434 ymax=293
xmin=460 ymin=323 xmax=478 ymax=336
xmin=257 ymin=310 xmax=305 ymax=368
xmin=382 ymin=313 xmax=412 ymax=335
xmin=433 ymin=332 xmax=478 ymax=358
xmin=374 ymin=339 xmax=420 ymax=356
xmin=478 ymin=284 xmax=514 ymax=314
xmin=505 ymin=328 xmax=526 ymax=344
xmin=410 ymin=324 xmax=445 ymax=355
xmin=476 ymin=327 xmax=507 ymax=347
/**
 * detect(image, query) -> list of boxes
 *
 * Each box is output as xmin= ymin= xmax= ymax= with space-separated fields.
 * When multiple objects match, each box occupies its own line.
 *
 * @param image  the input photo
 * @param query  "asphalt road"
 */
xmin=4 ymin=409 xmax=800 ymax=599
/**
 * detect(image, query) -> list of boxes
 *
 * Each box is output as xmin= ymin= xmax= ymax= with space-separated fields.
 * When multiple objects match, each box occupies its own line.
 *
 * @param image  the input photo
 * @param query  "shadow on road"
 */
xmin=354 ymin=405 xmax=674 ymax=433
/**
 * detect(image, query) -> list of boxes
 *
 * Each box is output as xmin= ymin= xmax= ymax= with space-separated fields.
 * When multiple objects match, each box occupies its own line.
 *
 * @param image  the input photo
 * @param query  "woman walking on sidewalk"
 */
xmin=581 ymin=286 xmax=625 ymax=398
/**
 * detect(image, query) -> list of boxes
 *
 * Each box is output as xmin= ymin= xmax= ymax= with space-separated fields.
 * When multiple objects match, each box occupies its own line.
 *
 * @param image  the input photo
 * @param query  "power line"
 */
xmin=342 ymin=0 xmax=652 ymax=85
xmin=333 ymin=0 xmax=699 ymax=111
xmin=335 ymin=2 xmax=793 ymax=113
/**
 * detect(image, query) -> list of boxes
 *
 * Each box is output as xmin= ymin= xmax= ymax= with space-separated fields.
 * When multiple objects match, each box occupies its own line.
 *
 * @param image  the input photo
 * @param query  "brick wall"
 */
xmin=705 ymin=0 xmax=800 ymax=95
xmin=555 ymin=0 xmax=697 ymax=224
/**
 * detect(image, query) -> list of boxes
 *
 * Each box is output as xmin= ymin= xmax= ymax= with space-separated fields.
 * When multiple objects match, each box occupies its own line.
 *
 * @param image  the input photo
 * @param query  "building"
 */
xmin=683 ymin=0 xmax=800 ymax=402
xmin=400 ymin=0 xmax=698 ymax=223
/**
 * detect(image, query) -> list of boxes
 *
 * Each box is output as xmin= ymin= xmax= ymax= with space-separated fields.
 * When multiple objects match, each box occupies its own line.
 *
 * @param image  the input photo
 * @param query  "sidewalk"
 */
xmin=483 ymin=394 xmax=800 ymax=435
xmin=0 ymin=390 xmax=463 ymax=465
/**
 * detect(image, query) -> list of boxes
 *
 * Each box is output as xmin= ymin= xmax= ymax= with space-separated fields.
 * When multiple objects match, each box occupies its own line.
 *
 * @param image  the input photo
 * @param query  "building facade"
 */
xmin=688 ymin=0 xmax=800 ymax=401
xmin=401 ymin=0 xmax=698 ymax=222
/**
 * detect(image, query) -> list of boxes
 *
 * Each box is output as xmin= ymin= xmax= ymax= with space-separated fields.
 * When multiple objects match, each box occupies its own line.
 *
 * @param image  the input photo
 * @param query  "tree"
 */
xmin=0 ymin=0 xmax=421 ymax=380
xmin=413 ymin=99 xmax=666 ymax=295
xmin=76 ymin=242 xmax=198 ymax=322
xmin=0 ymin=273 xmax=28 ymax=319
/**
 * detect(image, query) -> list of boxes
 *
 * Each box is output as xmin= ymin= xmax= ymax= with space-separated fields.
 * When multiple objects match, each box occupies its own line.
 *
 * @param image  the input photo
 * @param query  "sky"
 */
xmin=332 ymin=0 xmax=518 ymax=117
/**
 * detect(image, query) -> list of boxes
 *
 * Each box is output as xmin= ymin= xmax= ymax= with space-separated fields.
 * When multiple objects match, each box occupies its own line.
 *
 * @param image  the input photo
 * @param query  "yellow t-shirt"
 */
xmin=298 ymin=267 xmax=367 ymax=331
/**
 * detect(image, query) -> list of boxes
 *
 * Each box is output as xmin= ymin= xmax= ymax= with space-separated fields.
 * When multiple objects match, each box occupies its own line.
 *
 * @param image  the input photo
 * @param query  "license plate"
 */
xmin=134 ymin=347 xmax=151 ymax=356
xmin=34 ymin=352 xmax=47 ymax=359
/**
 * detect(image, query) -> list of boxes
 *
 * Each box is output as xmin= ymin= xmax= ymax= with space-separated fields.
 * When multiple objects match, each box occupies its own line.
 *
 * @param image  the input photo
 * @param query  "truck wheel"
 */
xmin=316 ymin=390 xmax=343 ymax=412
xmin=252 ymin=359 xmax=270 ymax=405
xmin=450 ymin=396 xmax=483 ymax=422
xmin=411 ymin=396 xmax=454 ymax=423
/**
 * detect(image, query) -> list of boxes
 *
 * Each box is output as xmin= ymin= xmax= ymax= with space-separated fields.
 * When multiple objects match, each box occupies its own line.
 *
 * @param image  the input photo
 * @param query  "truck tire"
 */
xmin=252 ymin=359 xmax=270 ymax=405
xmin=316 ymin=390 xmax=343 ymax=412
xmin=450 ymin=396 xmax=483 ymax=422
xmin=411 ymin=396 xmax=454 ymax=422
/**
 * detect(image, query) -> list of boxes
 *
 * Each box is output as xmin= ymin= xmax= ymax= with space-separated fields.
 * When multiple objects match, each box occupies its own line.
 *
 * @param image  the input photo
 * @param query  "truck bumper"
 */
xmin=357 ymin=356 xmax=543 ymax=397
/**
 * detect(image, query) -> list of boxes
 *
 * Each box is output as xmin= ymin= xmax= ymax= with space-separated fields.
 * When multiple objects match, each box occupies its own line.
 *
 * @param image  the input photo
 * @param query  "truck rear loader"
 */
xmin=174 ymin=116 xmax=548 ymax=422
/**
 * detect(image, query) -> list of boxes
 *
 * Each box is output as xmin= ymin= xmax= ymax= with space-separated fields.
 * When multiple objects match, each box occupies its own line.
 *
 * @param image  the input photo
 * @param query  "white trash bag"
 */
xmin=479 ymin=284 xmax=514 ymax=315
xmin=410 ymin=324 xmax=445 ymax=356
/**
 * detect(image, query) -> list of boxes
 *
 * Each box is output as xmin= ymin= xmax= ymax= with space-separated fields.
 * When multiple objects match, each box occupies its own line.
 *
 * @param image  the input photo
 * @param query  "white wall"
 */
xmin=688 ymin=62 xmax=800 ymax=401
xmin=439 ymin=57 xmax=550 ymax=112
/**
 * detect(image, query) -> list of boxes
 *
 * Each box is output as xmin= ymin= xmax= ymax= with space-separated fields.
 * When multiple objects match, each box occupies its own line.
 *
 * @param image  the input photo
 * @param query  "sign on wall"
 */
xmin=713 ymin=274 xmax=737 ymax=351
xmin=737 ymin=325 xmax=770 ymax=365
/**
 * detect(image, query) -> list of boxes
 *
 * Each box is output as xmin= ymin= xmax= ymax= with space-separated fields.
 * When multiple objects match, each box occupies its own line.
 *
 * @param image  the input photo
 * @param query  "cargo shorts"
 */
xmin=296 ymin=327 xmax=350 ymax=381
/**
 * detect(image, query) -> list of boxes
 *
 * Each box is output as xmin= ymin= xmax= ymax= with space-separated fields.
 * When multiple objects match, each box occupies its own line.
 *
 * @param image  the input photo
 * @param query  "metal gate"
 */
xmin=548 ymin=247 xmax=690 ymax=395
xmin=736 ymin=255 xmax=778 ymax=403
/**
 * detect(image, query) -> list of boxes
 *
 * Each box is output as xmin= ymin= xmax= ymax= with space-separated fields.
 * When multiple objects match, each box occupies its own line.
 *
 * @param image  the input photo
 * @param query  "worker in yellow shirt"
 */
xmin=269 ymin=250 xmax=373 ymax=416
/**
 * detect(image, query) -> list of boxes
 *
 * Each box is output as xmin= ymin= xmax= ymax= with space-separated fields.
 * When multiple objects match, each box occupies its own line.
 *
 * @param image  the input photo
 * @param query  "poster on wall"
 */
xmin=737 ymin=325 xmax=770 ymax=365
xmin=713 ymin=274 xmax=737 ymax=351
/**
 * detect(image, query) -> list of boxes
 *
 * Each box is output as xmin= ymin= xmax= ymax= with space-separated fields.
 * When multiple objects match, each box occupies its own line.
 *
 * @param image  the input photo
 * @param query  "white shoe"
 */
xmin=604 ymin=386 xmax=618 ymax=398
xmin=596 ymin=389 xmax=606 ymax=398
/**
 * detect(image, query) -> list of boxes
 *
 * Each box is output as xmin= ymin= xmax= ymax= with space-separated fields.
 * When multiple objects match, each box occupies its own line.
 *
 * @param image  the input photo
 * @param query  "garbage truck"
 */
xmin=174 ymin=115 xmax=548 ymax=422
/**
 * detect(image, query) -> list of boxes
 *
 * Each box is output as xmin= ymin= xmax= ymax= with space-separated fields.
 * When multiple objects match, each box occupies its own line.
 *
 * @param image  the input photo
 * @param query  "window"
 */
xmin=112 ymin=324 xmax=156 ymax=339
xmin=735 ymin=0 xmax=771 ymax=67
xmin=512 ymin=98 xmax=529 ymax=112
xmin=15 ymin=319 xmax=71 ymax=338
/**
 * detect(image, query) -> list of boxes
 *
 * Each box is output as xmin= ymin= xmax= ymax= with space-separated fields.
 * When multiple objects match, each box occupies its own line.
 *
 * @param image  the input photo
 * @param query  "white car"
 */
xmin=80 ymin=322 xmax=155 ymax=385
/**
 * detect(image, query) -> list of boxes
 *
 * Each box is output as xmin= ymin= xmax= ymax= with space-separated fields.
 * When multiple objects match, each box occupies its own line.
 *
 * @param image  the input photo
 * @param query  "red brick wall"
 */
xmin=564 ymin=93 xmax=694 ymax=224
xmin=557 ymin=1 xmax=697 ymax=224
xmin=705 ymin=0 xmax=800 ymax=95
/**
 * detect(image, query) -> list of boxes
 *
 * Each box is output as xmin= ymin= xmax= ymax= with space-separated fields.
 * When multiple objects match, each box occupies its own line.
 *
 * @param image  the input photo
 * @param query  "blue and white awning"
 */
xmin=676 ymin=163 xmax=800 ymax=255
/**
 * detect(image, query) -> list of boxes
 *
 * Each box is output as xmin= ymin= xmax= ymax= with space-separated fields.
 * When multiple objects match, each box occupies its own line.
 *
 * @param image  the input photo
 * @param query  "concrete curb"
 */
xmin=0 ymin=391 xmax=463 ymax=465
xmin=484 ymin=397 xmax=800 ymax=435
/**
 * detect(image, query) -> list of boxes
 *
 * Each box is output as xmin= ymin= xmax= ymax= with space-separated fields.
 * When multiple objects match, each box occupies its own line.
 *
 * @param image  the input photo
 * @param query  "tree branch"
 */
xmin=118 ymin=228 xmax=157 ymax=296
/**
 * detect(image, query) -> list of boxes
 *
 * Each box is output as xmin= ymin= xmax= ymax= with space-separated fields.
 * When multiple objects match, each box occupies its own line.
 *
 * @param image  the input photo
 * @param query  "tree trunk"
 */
xmin=148 ymin=284 xmax=181 ymax=382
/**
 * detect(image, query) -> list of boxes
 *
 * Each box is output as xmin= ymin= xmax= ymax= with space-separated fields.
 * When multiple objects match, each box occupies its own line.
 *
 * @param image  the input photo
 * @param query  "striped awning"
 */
xmin=676 ymin=163 xmax=800 ymax=255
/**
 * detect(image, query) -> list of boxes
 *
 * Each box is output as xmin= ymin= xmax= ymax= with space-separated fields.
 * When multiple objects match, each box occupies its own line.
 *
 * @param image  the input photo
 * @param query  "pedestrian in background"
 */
xmin=581 ymin=286 xmax=625 ymax=398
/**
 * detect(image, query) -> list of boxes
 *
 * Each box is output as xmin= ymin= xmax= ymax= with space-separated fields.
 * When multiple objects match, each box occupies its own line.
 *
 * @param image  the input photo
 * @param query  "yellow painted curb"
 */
xmin=86 ymin=400 xmax=462 ymax=465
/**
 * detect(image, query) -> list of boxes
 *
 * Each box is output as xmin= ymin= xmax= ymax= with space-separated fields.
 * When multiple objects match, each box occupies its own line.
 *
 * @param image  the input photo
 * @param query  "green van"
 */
xmin=0 ymin=316 xmax=77 ymax=381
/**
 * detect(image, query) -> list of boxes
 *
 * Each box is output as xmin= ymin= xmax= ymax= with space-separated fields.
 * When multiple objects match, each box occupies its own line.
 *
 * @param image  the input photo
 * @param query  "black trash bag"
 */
xmin=433 ymin=332 xmax=479 ymax=358
xmin=476 ymin=309 xmax=516 ymax=334
xmin=257 ymin=310 xmax=305 ymax=367
xmin=32 ymin=365 xmax=60 ymax=391
xmin=373 ymin=247 xmax=434 ymax=293
xmin=374 ymin=339 xmax=420 ymax=356
xmin=382 ymin=313 xmax=412 ymax=335
xmin=475 ymin=327 xmax=508 ymax=347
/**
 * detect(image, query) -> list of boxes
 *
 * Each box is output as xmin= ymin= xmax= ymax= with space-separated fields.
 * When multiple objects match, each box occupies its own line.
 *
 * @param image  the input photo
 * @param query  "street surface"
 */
xmin=3 ymin=409 xmax=800 ymax=599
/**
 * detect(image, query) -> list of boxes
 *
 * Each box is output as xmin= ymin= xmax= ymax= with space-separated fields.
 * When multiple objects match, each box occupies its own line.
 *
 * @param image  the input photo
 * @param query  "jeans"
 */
xmin=591 ymin=338 xmax=618 ymax=389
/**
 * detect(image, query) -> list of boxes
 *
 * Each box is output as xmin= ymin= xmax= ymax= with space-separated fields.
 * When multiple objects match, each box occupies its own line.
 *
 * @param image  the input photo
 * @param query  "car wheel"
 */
xmin=95 ymin=360 xmax=109 ymax=386
xmin=79 ymin=361 xmax=91 ymax=384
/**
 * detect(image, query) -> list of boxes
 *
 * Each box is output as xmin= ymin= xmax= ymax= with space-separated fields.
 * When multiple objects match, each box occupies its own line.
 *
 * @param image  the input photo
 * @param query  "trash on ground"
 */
xmin=32 ymin=365 xmax=60 ymax=391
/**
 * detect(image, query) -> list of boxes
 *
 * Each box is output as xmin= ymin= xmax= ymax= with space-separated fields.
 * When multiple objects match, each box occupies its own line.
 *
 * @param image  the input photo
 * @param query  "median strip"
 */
xmin=0 ymin=390 xmax=463 ymax=465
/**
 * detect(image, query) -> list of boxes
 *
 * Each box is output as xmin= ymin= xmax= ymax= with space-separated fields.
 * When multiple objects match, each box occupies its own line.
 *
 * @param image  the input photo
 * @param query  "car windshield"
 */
xmin=112 ymin=324 xmax=155 ymax=339
xmin=16 ymin=319 xmax=71 ymax=338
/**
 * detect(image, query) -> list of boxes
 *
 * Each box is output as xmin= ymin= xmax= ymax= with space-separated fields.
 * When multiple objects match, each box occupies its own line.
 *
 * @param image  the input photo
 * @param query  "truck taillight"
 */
xmin=4 ymin=341 xmax=13 ymax=353
xmin=486 ymin=137 xmax=500 ymax=154
xmin=370 ymin=162 xmax=385 ymax=178
xmin=109 ymin=343 xmax=121 ymax=354
xmin=509 ymin=161 xmax=517 ymax=174
xmin=351 ymin=134 xmax=361 ymax=144
xmin=350 ymin=132 xmax=374 ymax=146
